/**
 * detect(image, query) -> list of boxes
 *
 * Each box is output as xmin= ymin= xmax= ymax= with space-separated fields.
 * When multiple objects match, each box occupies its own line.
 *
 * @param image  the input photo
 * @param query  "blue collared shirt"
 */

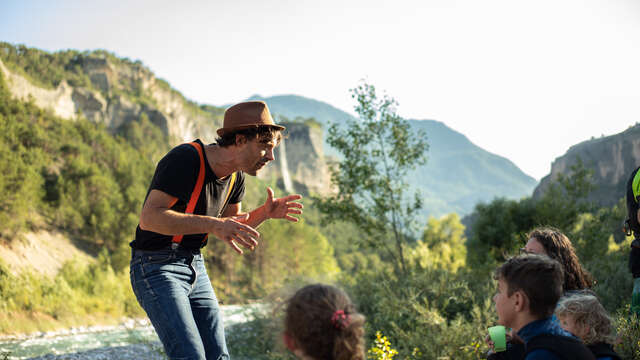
xmin=517 ymin=317 xmax=580 ymax=360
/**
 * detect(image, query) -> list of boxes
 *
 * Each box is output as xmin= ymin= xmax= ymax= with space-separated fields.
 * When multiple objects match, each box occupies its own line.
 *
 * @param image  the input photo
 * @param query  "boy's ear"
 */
xmin=513 ymin=290 xmax=529 ymax=312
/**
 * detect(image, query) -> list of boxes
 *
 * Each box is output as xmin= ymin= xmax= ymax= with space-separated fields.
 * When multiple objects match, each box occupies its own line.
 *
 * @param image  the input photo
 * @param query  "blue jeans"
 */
xmin=130 ymin=248 xmax=229 ymax=360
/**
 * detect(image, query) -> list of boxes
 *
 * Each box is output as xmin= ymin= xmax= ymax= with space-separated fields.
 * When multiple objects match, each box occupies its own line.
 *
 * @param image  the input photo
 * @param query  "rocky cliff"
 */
xmin=0 ymin=45 xmax=330 ymax=195
xmin=0 ymin=55 xmax=220 ymax=143
xmin=533 ymin=123 xmax=640 ymax=206
xmin=258 ymin=122 xmax=331 ymax=195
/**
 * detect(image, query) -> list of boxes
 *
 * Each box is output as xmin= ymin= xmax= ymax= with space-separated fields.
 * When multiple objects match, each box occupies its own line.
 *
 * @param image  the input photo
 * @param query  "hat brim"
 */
xmin=216 ymin=124 xmax=286 ymax=137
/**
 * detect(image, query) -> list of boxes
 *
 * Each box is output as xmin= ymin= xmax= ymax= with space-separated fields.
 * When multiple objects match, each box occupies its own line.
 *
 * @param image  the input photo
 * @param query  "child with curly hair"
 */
xmin=284 ymin=284 xmax=366 ymax=360
xmin=555 ymin=294 xmax=621 ymax=360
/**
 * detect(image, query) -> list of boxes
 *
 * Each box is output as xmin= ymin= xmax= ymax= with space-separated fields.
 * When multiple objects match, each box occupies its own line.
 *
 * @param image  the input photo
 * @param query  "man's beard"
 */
xmin=247 ymin=159 xmax=268 ymax=176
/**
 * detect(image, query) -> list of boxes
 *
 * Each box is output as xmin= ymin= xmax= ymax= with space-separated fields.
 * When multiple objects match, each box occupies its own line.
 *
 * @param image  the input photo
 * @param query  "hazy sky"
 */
xmin=2 ymin=0 xmax=640 ymax=180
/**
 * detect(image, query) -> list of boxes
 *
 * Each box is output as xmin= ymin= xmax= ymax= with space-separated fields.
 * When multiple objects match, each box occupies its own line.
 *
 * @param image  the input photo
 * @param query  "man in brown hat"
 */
xmin=129 ymin=101 xmax=303 ymax=359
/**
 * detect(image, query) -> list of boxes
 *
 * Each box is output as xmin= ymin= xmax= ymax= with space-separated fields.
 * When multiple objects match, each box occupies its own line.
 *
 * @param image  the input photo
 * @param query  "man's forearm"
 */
xmin=140 ymin=209 xmax=221 ymax=235
xmin=244 ymin=205 xmax=270 ymax=229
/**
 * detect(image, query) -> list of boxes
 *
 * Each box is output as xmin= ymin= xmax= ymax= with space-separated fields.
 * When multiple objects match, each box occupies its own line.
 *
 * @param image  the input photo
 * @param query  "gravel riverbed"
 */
xmin=0 ymin=305 xmax=262 ymax=360
xmin=25 ymin=343 xmax=166 ymax=360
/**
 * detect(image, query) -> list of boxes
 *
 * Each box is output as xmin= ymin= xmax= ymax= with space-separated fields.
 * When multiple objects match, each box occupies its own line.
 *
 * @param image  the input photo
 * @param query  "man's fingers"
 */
xmin=233 ymin=232 xmax=258 ymax=248
xmin=228 ymin=220 xmax=259 ymax=238
xmin=226 ymin=238 xmax=243 ymax=254
xmin=286 ymin=202 xmax=304 ymax=209
xmin=218 ymin=218 xmax=260 ymax=254
xmin=282 ymin=194 xmax=303 ymax=202
xmin=236 ymin=223 xmax=260 ymax=239
xmin=286 ymin=209 xmax=303 ymax=215
xmin=266 ymin=187 xmax=274 ymax=203
xmin=285 ymin=215 xmax=300 ymax=222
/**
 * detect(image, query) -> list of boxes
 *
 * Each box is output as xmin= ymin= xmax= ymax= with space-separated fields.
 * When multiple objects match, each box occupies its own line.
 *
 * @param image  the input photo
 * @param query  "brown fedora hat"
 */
xmin=217 ymin=101 xmax=285 ymax=136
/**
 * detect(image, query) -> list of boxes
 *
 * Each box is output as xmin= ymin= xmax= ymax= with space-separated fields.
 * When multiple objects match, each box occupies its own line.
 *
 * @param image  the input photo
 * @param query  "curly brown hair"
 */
xmin=555 ymin=293 xmax=616 ymax=345
xmin=526 ymin=227 xmax=594 ymax=291
xmin=285 ymin=284 xmax=366 ymax=360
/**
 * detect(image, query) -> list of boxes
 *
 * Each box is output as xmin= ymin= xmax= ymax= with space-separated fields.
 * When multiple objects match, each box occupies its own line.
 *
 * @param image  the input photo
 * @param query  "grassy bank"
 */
xmin=0 ymin=253 xmax=143 ymax=336
xmin=0 ymin=312 xmax=136 ymax=337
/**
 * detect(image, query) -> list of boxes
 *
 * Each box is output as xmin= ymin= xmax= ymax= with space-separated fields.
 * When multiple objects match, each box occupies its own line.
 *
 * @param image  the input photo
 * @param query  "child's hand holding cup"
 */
xmin=488 ymin=325 xmax=507 ymax=352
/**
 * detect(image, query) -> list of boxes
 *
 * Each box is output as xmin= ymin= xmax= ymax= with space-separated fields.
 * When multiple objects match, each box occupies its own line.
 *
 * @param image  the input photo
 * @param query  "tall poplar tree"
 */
xmin=316 ymin=82 xmax=428 ymax=275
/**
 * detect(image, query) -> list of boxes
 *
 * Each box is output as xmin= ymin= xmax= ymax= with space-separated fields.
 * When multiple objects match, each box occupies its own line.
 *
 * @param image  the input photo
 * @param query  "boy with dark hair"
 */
xmin=493 ymin=254 xmax=595 ymax=360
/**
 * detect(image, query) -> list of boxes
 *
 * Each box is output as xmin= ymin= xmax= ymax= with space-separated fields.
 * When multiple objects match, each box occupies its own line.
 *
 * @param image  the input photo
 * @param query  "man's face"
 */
xmin=493 ymin=278 xmax=517 ymax=328
xmin=238 ymin=135 xmax=277 ymax=176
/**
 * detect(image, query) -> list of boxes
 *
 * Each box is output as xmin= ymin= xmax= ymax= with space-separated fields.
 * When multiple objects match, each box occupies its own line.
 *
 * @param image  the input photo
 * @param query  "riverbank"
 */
xmin=0 ymin=318 xmax=155 ymax=360
xmin=0 ymin=305 xmax=263 ymax=360
xmin=25 ymin=343 xmax=165 ymax=360
xmin=0 ymin=318 xmax=150 ymax=343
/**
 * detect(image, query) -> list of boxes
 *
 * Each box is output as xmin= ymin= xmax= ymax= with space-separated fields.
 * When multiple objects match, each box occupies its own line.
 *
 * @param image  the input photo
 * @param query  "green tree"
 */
xmin=411 ymin=213 xmax=467 ymax=273
xmin=315 ymin=82 xmax=428 ymax=275
xmin=466 ymin=160 xmax=595 ymax=266
xmin=534 ymin=158 xmax=596 ymax=230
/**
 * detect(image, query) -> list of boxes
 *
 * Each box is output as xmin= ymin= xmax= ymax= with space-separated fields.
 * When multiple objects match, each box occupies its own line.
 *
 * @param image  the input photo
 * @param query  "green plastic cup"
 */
xmin=488 ymin=325 xmax=507 ymax=352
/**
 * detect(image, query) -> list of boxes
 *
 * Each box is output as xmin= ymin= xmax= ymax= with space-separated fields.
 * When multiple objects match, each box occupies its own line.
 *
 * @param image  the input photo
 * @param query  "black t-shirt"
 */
xmin=130 ymin=139 xmax=245 ymax=250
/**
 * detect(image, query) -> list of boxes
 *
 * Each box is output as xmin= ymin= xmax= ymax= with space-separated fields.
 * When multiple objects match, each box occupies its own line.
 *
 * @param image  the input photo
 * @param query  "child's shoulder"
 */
xmin=586 ymin=342 xmax=621 ymax=360
xmin=525 ymin=334 xmax=595 ymax=360
xmin=519 ymin=316 xmax=573 ymax=341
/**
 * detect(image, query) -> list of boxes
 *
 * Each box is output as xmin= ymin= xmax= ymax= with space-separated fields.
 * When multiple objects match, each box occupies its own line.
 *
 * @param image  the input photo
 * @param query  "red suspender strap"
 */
xmin=171 ymin=141 xmax=206 ymax=246
xmin=170 ymin=142 xmax=238 ymax=247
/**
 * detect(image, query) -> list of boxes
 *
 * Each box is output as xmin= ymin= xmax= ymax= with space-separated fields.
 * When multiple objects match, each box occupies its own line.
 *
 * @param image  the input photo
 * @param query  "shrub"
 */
xmin=615 ymin=312 xmax=640 ymax=359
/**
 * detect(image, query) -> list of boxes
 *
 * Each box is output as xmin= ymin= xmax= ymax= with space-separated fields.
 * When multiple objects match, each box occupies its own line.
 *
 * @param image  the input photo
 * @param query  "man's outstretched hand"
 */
xmin=264 ymin=187 xmax=303 ymax=222
xmin=212 ymin=213 xmax=260 ymax=254
xmin=218 ymin=188 xmax=302 ymax=254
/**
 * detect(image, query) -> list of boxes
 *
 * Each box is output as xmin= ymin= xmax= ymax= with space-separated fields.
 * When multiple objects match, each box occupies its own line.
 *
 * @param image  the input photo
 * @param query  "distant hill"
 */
xmin=247 ymin=94 xmax=353 ymax=126
xmin=533 ymin=123 xmax=640 ymax=207
xmin=248 ymin=94 xmax=538 ymax=217
xmin=406 ymin=119 xmax=538 ymax=216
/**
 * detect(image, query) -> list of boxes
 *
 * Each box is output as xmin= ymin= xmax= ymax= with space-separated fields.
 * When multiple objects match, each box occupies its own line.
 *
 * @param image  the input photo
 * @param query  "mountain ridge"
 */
xmin=249 ymin=94 xmax=538 ymax=217
xmin=533 ymin=123 xmax=640 ymax=206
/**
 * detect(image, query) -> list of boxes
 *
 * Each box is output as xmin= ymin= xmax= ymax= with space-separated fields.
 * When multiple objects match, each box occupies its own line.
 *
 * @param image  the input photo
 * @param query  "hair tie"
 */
xmin=331 ymin=309 xmax=350 ymax=329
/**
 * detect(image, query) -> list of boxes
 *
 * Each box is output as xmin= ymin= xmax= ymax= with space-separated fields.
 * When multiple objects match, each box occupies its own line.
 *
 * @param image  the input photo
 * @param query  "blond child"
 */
xmin=555 ymin=294 xmax=621 ymax=360
xmin=284 ymin=284 xmax=366 ymax=360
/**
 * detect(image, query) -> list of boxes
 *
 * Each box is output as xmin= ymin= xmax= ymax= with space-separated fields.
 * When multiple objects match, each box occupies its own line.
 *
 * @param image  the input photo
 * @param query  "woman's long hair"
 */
xmin=527 ymin=227 xmax=594 ymax=291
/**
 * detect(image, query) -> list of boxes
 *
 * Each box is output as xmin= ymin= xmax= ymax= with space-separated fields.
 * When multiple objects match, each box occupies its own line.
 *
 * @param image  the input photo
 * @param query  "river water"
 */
xmin=0 ymin=305 xmax=258 ymax=360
